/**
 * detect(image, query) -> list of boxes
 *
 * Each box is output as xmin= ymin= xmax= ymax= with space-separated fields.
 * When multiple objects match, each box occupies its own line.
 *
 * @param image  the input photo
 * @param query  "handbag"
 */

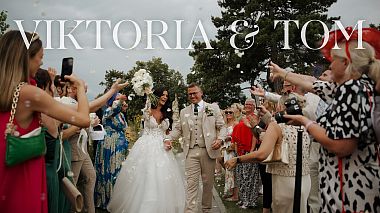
xmin=89 ymin=124 xmax=106 ymax=141
xmin=59 ymin=132 xmax=84 ymax=212
xmin=5 ymin=82 xmax=47 ymax=166
xmin=261 ymin=135 xmax=289 ymax=164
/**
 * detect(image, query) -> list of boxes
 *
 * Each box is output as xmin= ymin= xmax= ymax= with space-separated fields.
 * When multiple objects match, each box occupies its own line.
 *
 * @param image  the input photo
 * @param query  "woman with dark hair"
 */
xmin=151 ymin=87 xmax=173 ymax=131
xmin=108 ymin=87 xmax=185 ymax=213
xmin=35 ymin=68 xmax=62 ymax=213
xmin=94 ymin=92 xmax=129 ymax=209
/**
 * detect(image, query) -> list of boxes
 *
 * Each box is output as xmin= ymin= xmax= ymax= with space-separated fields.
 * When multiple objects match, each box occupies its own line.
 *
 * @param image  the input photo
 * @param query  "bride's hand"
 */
xmin=164 ymin=140 xmax=172 ymax=151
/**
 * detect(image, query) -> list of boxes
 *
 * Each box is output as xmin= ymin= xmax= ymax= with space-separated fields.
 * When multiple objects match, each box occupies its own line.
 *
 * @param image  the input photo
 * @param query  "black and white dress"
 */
xmin=313 ymin=75 xmax=380 ymax=213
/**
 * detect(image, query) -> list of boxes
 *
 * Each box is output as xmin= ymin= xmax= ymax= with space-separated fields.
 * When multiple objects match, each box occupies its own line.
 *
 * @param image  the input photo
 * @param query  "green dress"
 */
xmin=57 ymin=139 xmax=73 ymax=213
xmin=45 ymin=133 xmax=60 ymax=213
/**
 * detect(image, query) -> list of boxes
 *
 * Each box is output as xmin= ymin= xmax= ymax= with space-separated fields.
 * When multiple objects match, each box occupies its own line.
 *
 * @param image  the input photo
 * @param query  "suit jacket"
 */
xmin=168 ymin=101 xmax=226 ymax=159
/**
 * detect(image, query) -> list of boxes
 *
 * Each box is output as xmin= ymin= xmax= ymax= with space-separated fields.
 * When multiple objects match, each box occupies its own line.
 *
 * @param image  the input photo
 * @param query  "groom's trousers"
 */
xmin=185 ymin=146 xmax=216 ymax=213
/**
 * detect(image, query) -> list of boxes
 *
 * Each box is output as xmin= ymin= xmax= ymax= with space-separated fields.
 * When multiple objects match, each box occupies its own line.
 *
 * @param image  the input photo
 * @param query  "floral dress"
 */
xmin=94 ymin=100 xmax=129 ymax=209
xmin=313 ymin=75 xmax=380 ymax=213
xmin=222 ymin=125 xmax=236 ymax=197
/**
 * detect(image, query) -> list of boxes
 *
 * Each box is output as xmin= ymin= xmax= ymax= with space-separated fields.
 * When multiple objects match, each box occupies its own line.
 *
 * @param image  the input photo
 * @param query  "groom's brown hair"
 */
xmin=188 ymin=82 xmax=202 ymax=91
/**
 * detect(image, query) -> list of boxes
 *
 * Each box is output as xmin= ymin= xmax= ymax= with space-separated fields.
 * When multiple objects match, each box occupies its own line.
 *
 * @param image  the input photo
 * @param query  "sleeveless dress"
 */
xmin=0 ymin=112 xmax=48 ymax=213
xmin=107 ymin=115 xmax=185 ymax=213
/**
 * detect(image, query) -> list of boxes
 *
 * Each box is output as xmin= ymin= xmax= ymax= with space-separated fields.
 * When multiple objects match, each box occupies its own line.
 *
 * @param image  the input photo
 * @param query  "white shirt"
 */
xmin=193 ymin=100 xmax=205 ymax=112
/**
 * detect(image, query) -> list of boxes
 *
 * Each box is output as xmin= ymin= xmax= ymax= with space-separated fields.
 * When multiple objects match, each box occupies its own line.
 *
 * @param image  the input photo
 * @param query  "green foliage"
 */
xmin=99 ymin=57 xmax=187 ymax=121
xmin=369 ymin=23 xmax=380 ymax=31
xmin=189 ymin=0 xmax=338 ymax=103
xmin=0 ymin=10 xmax=10 ymax=36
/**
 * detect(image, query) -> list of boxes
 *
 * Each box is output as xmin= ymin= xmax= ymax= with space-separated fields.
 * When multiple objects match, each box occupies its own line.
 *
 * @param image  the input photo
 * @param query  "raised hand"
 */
xmin=64 ymin=74 xmax=85 ymax=89
xmin=111 ymin=78 xmax=129 ymax=92
xmin=47 ymin=67 xmax=57 ymax=81
xmin=269 ymin=61 xmax=287 ymax=80
xmin=250 ymin=86 xmax=265 ymax=97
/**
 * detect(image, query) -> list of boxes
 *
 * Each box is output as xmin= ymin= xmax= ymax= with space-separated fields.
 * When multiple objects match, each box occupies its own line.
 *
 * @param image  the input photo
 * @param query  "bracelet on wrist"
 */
xmin=236 ymin=157 xmax=241 ymax=164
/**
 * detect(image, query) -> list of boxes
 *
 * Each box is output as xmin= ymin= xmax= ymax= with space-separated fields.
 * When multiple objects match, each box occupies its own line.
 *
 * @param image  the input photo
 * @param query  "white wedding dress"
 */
xmin=107 ymin=114 xmax=185 ymax=213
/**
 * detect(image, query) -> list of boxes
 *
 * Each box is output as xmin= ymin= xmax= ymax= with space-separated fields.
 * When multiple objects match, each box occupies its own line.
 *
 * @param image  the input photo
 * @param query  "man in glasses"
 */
xmin=165 ymin=83 xmax=227 ymax=213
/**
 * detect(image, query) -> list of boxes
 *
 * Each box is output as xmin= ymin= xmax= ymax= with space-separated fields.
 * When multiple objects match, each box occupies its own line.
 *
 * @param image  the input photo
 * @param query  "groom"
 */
xmin=165 ymin=83 xmax=226 ymax=213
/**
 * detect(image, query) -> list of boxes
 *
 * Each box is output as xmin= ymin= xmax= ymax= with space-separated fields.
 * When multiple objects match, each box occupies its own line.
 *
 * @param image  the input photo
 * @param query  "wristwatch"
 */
xmin=236 ymin=157 xmax=241 ymax=164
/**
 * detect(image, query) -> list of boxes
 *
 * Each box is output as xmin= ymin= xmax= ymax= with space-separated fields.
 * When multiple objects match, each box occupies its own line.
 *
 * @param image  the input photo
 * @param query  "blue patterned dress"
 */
xmin=94 ymin=100 xmax=129 ymax=209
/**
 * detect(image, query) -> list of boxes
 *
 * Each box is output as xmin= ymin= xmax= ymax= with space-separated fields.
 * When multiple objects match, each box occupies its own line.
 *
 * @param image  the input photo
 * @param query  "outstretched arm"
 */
xmin=269 ymin=61 xmax=316 ymax=93
xmin=225 ymin=122 xmax=281 ymax=169
xmin=89 ymin=79 xmax=128 ymax=112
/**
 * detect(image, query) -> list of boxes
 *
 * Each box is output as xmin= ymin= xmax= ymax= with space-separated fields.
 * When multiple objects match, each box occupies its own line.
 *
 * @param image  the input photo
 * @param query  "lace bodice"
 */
xmin=142 ymin=115 xmax=169 ymax=137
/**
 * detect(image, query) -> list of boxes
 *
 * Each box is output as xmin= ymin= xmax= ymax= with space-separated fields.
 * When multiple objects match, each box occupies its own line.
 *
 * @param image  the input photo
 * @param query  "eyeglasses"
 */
xmin=188 ymin=91 xmax=200 ymax=97
xmin=225 ymin=111 xmax=233 ymax=115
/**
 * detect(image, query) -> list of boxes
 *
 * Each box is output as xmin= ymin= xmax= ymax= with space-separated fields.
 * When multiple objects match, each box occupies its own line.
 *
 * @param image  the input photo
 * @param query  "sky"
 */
xmin=2 ymin=0 xmax=380 ymax=99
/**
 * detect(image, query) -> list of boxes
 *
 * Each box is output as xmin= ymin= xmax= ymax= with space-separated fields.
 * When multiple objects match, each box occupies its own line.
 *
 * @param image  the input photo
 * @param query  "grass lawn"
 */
xmin=214 ymin=172 xmax=263 ymax=213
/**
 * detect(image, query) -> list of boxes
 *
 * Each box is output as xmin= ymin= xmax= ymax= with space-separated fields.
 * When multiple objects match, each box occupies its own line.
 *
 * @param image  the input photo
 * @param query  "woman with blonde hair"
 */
xmin=270 ymin=27 xmax=380 ymax=212
xmin=226 ymin=94 xmax=311 ymax=213
xmin=0 ymin=30 xmax=91 ymax=213
xmin=221 ymin=107 xmax=239 ymax=201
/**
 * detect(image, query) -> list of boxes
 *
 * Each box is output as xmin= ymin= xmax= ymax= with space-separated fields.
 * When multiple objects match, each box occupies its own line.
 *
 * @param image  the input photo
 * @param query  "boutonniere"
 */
xmin=205 ymin=105 xmax=214 ymax=116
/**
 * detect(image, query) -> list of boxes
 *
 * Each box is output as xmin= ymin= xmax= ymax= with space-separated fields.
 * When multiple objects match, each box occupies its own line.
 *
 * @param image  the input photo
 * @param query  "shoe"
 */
xmin=239 ymin=205 xmax=248 ymax=209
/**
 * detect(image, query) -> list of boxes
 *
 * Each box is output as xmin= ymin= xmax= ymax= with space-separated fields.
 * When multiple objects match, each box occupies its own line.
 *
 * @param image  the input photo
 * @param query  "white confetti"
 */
xmin=236 ymin=64 xmax=240 ymax=68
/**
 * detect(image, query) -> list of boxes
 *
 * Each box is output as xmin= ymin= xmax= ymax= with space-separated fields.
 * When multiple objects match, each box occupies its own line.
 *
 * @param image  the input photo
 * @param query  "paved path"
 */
xmin=196 ymin=186 xmax=226 ymax=213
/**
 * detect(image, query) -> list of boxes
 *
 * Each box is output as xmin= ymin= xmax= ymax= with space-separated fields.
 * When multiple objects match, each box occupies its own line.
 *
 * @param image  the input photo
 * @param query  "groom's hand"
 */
xmin=211 ymin=139 xmax=222 ymax=150
xmin=164 ymin=140 xmax=172 ymax=151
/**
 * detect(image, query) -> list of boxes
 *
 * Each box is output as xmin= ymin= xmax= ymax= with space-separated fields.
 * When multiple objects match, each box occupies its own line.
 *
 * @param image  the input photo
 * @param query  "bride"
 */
xmin=107 ymin=87 xmax=185 ymax=213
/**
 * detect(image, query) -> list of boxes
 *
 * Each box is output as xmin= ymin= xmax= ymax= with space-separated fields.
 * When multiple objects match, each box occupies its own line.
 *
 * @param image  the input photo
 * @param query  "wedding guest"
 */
xmin=226 ymin=94 xmax=311 ymax=213
xmin=270 ymin=27 xmax=380 ymax=212
xmin=221 ymin=107 xmax=239 ymax=201
xmin=0 ymin=30 xmax=90 ymax=213
xmin=60 ymin=79 xmax=127 ymax=213
xmin=35 ymin=68 xmax=61 ymax=213
xmin=231 ymin=103 xmax=244 ymax=121
xmin=231 ymin=99 xmax=261 ymax=209
xmin=94 ymin=93 xmax=129 ymax=209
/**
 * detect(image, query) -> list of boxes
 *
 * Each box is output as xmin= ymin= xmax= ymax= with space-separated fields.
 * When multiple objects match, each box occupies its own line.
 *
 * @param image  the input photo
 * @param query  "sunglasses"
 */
xmin=225 ymin=111 xmax=234 ymax=115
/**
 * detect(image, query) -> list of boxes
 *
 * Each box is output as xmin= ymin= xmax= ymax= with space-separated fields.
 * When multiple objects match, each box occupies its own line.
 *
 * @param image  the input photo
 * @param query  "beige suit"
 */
xmin=68 ymin=131 xmax=96 ymax=213
xmin=168 ymin=101 xmax=226 ymax=213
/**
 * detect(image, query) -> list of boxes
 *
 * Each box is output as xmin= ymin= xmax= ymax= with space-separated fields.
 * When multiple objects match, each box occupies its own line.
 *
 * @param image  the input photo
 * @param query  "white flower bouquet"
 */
xmin=131 ymin=69 xmax=158 ymax=105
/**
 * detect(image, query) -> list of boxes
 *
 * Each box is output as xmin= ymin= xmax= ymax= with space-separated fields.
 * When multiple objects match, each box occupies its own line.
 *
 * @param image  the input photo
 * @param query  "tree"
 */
xmin=99 ymin=57 xmax=187 ymax=120
xmin=189 ymin=0 xmax=338 ymax=106
xmin=0 ymin=10 xmax=10 ymax=36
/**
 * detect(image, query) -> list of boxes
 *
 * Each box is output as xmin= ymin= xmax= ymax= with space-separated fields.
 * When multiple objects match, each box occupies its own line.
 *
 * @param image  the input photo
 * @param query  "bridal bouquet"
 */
xmin=131 ymin=69 xmax=158 ymax=105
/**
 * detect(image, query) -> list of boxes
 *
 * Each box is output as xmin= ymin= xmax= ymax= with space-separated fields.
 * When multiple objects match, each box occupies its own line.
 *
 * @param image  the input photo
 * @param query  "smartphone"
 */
xmin=254 ymin=94 xmax=260 ymax=109
xmin=61 ymin=57 xmax=74 ymax=82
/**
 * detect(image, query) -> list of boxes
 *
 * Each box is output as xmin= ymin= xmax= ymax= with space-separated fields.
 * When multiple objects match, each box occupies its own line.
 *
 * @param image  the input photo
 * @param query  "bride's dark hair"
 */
xmin=151 ymin=87 xmax=173 ymax=130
